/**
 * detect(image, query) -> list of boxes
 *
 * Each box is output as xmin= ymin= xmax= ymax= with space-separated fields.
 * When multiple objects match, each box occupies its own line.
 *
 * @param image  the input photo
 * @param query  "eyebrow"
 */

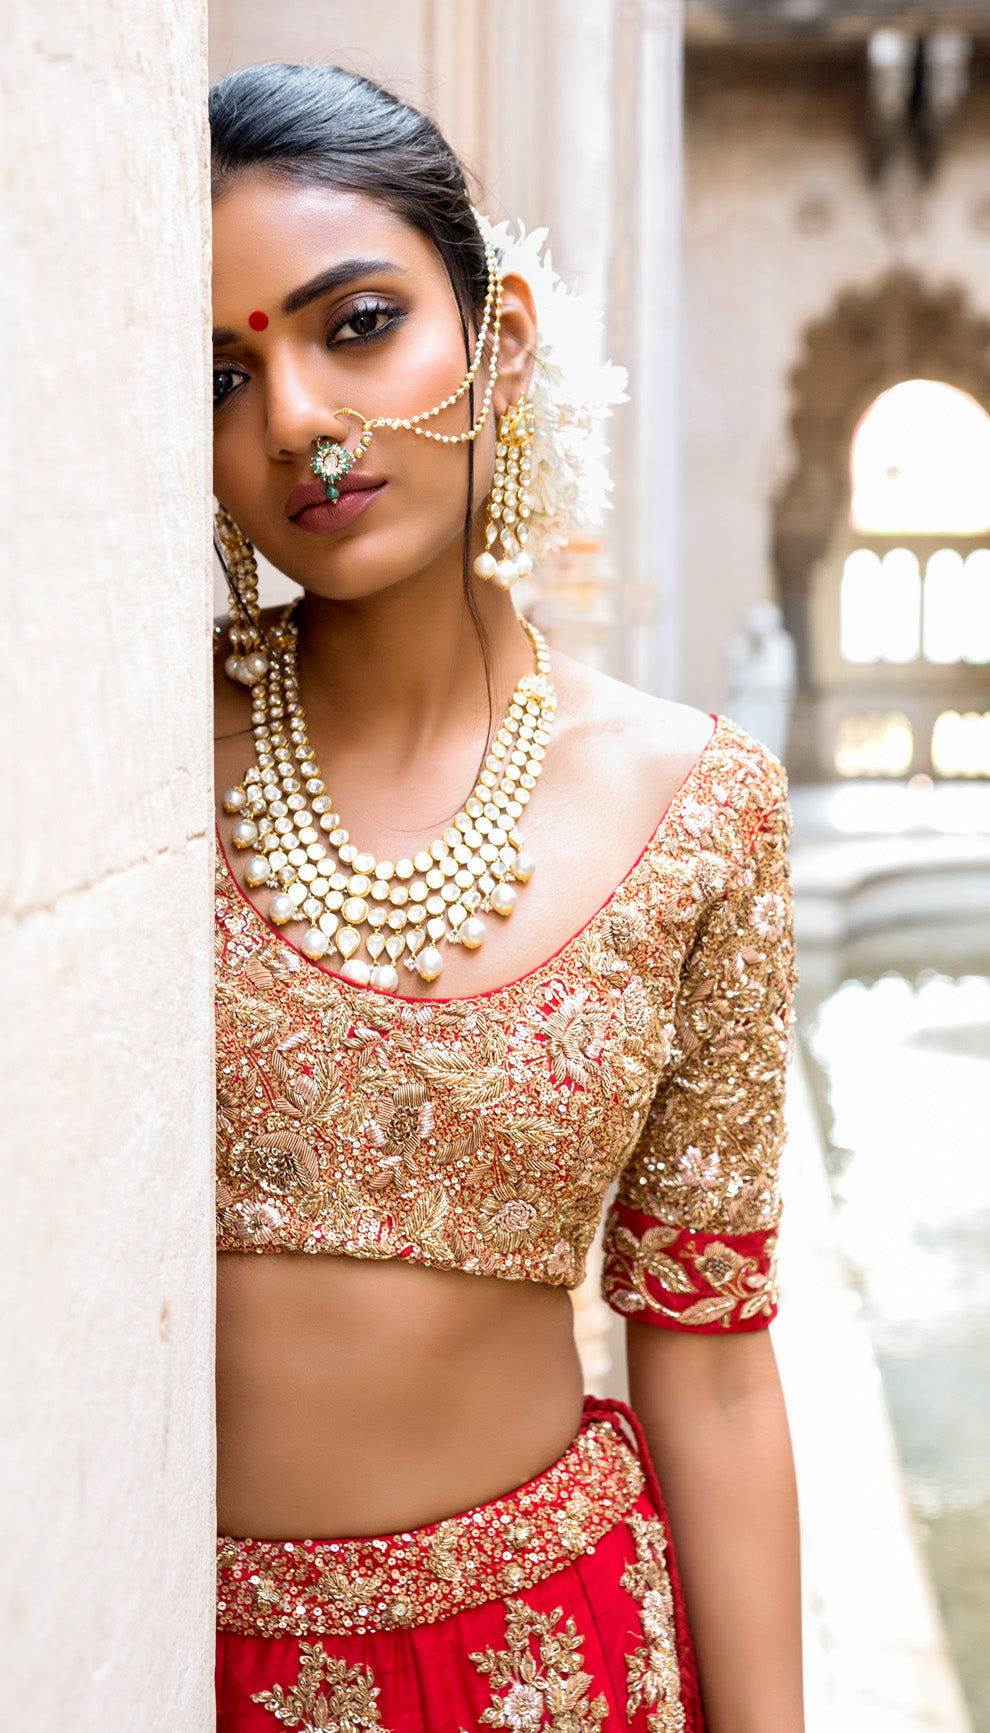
xmin=211 ymin=258 xmax=403 ymax=345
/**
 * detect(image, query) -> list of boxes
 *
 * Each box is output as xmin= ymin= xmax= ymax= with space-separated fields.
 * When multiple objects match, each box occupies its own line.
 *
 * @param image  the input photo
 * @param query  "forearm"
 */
xmin=628 ymin=1325 xmax=804 ymax=1733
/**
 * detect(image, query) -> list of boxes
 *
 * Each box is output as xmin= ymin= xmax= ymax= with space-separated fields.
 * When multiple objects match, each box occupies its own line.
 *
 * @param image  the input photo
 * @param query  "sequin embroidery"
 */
xmin=465 ymin=1599 xmax=609 ymax=1731
xmin=215 ymin=719 xmax=795 ymax=1326
xmin=621 ymin=1511 xmax=685 ymax=1732
xmin=252 ymin=1643 xmax=385 ymax=1729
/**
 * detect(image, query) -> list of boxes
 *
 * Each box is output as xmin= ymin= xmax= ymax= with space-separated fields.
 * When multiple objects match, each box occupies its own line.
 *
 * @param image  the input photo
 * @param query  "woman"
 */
xmin=211 ymin=62 xmax=803 ymax=1733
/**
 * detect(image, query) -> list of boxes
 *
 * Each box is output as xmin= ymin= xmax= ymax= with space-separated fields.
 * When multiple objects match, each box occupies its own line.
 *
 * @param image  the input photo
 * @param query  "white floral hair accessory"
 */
xmin=477 ymin=215 xmax=628 ymax=562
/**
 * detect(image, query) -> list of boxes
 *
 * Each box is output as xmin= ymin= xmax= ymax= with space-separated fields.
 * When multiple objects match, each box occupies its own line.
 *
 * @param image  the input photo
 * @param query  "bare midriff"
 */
xmin=216 ymin=1253 xmax=585 ymax=1541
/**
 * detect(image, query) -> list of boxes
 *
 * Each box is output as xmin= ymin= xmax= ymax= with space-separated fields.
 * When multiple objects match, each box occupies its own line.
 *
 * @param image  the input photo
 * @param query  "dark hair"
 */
xmin=210 ymin=62 xmax=493 ymax=700
xmin=210 ymin=62 xmax=488 ymax=327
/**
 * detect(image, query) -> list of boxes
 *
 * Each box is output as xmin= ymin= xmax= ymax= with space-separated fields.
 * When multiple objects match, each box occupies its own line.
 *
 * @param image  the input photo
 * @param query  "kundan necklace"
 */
xmin=222 ymin=607 xmax=556 ymax=991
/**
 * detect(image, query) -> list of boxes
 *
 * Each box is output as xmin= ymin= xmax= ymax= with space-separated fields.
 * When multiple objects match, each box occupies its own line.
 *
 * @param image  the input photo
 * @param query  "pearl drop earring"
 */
xmin=214 ymin=507 xmax=270 ymax=686
xmin=474 ymin=396 xmax=535 ymax=589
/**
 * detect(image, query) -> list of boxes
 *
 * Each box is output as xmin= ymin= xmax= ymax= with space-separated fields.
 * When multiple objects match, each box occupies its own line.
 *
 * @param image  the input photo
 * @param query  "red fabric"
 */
xmin=216 ymin=1398 xmax=706 ymax=1732
xmin=585 ymin=1398 xmax=706 ymax=1733
xmin=603 ymin=1201 xmax=779 ymax=1334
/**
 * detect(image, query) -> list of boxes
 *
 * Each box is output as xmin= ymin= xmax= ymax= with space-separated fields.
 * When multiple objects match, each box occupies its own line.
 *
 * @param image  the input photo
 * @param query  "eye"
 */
xmin=213 ymin=366 xmax=247 ymax=407
xmin=330 ymin=300 xmax=402 ymax=346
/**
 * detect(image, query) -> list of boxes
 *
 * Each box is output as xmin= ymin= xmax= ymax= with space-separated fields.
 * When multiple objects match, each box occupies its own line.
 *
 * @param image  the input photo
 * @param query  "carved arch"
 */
xmin=774 ymin=270 xmax=990 ymax=668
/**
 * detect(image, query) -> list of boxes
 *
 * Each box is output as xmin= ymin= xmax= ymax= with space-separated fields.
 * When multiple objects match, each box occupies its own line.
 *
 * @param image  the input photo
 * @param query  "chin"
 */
xmin=276 ymin=530 xmax=466 ymax=601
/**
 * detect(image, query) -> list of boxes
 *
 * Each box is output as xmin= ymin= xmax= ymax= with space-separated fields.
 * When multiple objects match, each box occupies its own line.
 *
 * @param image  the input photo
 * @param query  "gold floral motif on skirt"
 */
xmin=252 ymin=1640 xmax=386 ymax=1730
xmin=464 ymin=1599 xmax=609 ymax=1731
xmin=621 ymin=1512 xmax=685 ymax=1733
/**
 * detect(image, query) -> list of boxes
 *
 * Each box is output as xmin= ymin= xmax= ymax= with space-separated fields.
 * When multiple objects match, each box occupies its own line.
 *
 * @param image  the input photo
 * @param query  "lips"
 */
xmin=286 ymin=473 xmax=385 ymax=519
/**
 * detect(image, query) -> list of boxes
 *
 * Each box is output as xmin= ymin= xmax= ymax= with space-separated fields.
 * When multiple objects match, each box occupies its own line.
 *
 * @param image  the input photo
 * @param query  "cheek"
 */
xmin=385 ymin=441 xmax=472 ymax=547
xmin=375 ymin=316 xmax=474 ymax=420
xmin=417 ymin=315 xmax=463 ymax=377
xmin=212 ymin=412 xmax=276 ymax=535
xmin=212 ymin=414 xmax=255 ymax=499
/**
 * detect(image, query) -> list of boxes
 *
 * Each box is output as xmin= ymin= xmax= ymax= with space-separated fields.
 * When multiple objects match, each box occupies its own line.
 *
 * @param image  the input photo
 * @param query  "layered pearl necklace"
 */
xmin=223 ymin=609 xmax=556 ymax=991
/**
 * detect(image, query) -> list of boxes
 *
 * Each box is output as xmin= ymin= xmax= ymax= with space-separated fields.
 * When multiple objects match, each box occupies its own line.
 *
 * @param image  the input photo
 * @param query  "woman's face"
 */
xmin=212 ymin=174 xmax=516 ymax=600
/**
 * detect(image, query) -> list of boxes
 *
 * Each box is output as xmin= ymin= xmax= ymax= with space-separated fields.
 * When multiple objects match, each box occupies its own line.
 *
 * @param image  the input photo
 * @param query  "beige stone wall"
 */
xmin=0 ymin=4 xmax=215 ymax=1728
xmin=683 ymin=51 xmax=990 ymax=716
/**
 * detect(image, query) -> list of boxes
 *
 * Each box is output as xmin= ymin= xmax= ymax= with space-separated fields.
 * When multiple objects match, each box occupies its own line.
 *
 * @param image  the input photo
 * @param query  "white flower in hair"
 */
xmin=478 ymin=216 xmax=628 ymax=562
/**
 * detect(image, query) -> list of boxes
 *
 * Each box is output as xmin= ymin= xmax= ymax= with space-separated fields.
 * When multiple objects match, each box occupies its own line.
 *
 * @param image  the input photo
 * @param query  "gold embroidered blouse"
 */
xmin=215 ymin=716 xmax=796 ymax=1332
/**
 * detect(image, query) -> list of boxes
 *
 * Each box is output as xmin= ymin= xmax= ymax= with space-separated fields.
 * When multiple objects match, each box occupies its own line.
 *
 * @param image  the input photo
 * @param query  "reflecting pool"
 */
xmin=799 ymin=962 xmax=990 ymax=1732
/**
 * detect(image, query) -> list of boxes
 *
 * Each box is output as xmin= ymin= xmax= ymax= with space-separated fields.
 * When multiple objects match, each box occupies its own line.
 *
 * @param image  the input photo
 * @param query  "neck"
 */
xmin=295 ymin=564 xmax=532 ymax=766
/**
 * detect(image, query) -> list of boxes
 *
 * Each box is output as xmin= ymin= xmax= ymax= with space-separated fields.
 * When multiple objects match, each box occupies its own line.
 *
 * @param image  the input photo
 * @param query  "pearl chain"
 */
xmin=223 ymin=609 xmax=556 ymax=990
xmin=371 ymin=234 xmax=503 ymax=446
xmin=312 ymin=231 xmax=504 ymax=499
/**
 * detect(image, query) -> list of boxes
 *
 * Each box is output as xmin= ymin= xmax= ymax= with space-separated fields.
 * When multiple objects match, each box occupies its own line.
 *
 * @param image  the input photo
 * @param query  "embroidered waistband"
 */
xmin=217 ymin=1418 xmax=645 ymax=1637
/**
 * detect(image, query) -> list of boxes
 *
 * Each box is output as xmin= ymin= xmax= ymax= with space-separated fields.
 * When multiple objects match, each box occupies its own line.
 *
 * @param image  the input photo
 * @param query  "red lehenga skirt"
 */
xmin=216 ymin=1398 xmax=705 ymax=1732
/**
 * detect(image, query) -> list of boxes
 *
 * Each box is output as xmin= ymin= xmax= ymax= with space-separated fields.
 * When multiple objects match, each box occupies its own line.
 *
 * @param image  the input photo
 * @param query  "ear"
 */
xmin=492 ymin=272 xmax=538 ymax=415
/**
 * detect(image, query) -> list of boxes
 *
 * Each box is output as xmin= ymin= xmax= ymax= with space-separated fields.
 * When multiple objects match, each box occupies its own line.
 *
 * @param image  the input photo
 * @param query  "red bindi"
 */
xmin=247 ymin=310 xmax=269 ymax=332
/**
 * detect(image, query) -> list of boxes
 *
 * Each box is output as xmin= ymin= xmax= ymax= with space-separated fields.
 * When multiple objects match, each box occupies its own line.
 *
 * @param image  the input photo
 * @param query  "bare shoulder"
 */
xmin=548 ymin=649 xmax=717 ymax=814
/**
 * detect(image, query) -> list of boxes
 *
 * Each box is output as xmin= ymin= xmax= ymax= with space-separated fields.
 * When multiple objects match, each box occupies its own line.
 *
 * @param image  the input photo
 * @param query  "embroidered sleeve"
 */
xmin=602 ymin=786 xmax=796 ymax=1332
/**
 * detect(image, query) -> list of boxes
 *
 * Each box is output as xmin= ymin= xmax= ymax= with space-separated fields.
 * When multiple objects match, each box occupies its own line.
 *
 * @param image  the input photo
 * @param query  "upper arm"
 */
xmin=625 ymin=1311 xmax=786 ymax=1418
xmin=601 ymin=774 xmax=796 ymax=1336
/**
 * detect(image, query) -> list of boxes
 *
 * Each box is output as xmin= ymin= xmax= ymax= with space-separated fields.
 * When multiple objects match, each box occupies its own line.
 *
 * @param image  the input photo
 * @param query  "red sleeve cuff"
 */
xmin=602 ymin=1201 xmax=779 ymax=1332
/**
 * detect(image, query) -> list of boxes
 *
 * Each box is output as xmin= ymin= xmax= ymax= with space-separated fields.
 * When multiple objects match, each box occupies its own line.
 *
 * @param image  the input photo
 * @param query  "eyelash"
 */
xmin=213 ymin=366 xmax=247 ymax=408
xmin=327 ymin=298 xmax=404 ymax=346
xmin=212 ymin=298 xmax=404 ymax=409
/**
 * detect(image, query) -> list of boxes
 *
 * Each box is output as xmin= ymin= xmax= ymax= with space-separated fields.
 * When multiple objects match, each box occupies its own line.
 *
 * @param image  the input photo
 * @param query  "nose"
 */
xmin=261 ymin=348 xmax=352 ymax=462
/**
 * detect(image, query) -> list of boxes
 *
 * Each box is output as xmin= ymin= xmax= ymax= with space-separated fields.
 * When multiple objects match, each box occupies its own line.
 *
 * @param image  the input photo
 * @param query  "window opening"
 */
xmin=851 ymin=379 xmax=990 ymax=536
xmin=834 ymin=711 xmax=914 ymax=778
xmin=931 ymin=710 xmax=990 ymax=777
xmin=840 ymin=547 xmax=921 ymax=664
xmin=828 ymin=379 xmax=990 ymax=776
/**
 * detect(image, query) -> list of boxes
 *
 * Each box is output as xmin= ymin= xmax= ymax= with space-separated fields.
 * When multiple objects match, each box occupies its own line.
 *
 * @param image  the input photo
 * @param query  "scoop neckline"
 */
xmin=215 ymin=713 xmax=722 ymax=1008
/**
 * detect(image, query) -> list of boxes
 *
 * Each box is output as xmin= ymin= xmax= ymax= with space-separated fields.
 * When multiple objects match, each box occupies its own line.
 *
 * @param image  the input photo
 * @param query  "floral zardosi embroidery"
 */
xmin=252 ymin=1642 xmax=386 ymax=1730
xmin=751 ymin=889 xmax=788 ymax=941
xmin=464 ymin=1598 xmax=608 ymax=1732
xmin=621 ymin=1511 xmax=684 ymax=1733
xmin=477 ymin=1183 xmax=543 ymax=1252
xmin=366 ymin=1081 xmax=434 ymax=1186
xmin=603 ymin=902 xmax=646 ymax=954
xmin=215 ymin=720 xmax=794 ymax=1305
xmin=539 ymin=992 xmax=609 ymax=1087
xmin=602 ymin=1208 xmax=779 ymax=1332
xmin=678 ymin=798 xmax=715 ymax=838
xmin=556 ymin=1490 xmax=594 ymax=1555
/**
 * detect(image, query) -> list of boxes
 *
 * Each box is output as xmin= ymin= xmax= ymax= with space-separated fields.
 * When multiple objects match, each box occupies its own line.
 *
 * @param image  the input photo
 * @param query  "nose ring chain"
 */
xmin=311 ymin=225 xmax=504 ymax=500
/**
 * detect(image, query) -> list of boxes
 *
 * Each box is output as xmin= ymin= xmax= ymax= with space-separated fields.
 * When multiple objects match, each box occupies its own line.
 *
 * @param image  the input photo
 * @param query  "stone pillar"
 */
xmin=518 ymin=0 xmax=621 ymax=674
xmin=544 ymin=0 xmax=616 ymax=301
xmin=0 ymin=4 xmax=215 ymax=1729
xmin=608 ymin=0 xmax=685 ymax=699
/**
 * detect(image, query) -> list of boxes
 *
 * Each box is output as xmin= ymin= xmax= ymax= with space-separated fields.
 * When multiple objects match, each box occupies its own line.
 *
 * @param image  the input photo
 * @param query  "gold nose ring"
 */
xmin=311 ymin=411 xmax=374 ymax=500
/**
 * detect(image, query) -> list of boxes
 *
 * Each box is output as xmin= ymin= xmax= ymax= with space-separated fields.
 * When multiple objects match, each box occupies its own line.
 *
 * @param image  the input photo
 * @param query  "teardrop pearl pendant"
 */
xmin=474 ymin=396 xmax=535 ymax=590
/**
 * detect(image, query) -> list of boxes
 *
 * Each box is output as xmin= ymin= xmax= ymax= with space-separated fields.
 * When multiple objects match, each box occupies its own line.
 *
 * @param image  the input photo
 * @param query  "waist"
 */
xmin=216 ymin=1251 xmax=584 ymax=1538
xmin=217 ymin=1403 xmax=647 ymax=1638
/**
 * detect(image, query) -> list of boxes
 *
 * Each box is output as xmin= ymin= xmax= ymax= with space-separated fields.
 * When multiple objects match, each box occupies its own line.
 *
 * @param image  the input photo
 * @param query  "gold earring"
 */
xmin=214 ymin=506 xmax=269 ymax=686
xmin=474 ymin=395 xmax=536 ymax=589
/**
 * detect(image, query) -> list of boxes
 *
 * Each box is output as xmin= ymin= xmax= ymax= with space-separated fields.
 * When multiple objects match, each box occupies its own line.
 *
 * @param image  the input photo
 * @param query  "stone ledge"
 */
xmin=773 ymin=1052 xmax=973 ymax=1733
